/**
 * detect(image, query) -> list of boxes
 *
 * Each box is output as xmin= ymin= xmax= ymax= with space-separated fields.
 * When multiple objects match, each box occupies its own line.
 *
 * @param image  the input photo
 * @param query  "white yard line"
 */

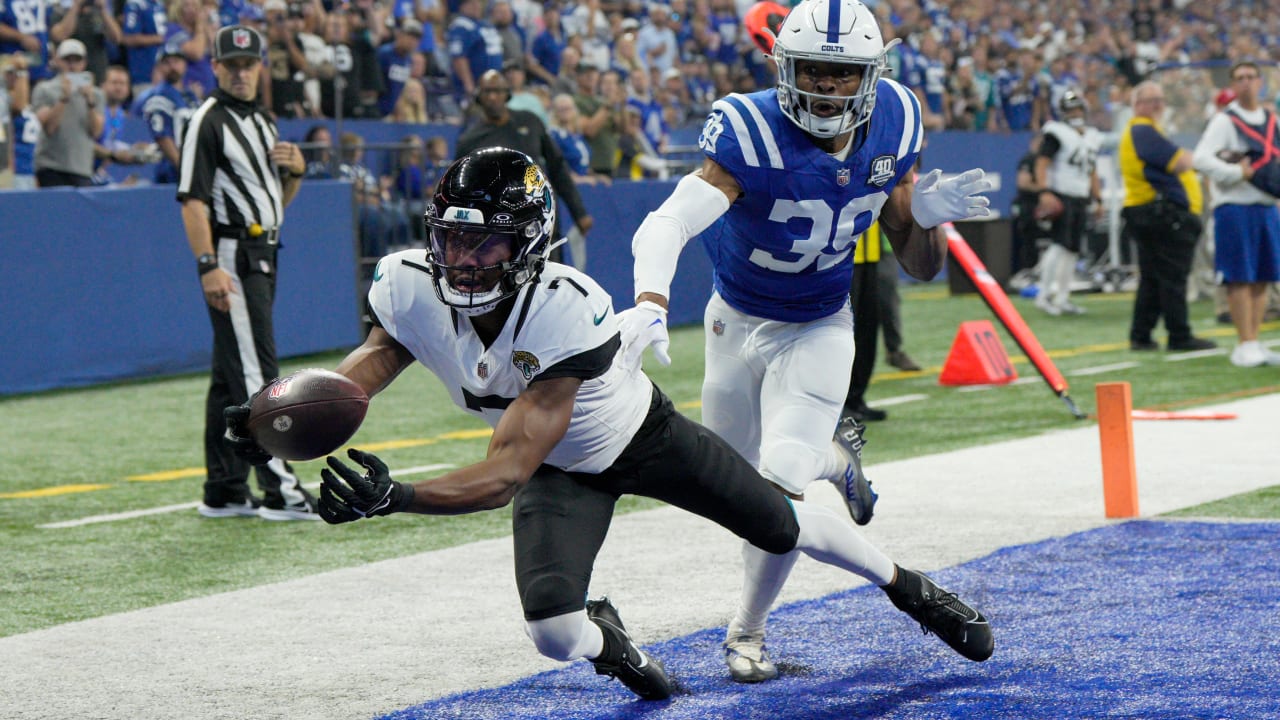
xmin=36 ymin=464 xmax=455 ymax=529
xmin=1069 ymin=361 xmax=1142 ymax=376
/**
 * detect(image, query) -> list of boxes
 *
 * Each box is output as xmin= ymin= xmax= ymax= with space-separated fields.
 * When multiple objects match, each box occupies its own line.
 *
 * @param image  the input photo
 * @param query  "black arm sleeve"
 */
xmin=1038 ymin=133 xmax=1061 ymax=160
xmin=531 ymin=334 xmax=620 ymax=383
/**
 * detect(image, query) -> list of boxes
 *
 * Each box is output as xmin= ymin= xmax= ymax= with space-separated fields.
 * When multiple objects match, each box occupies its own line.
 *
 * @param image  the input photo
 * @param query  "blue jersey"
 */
xmin=165 ymin=23 xmax=214 ymax=97
xmin=550 ymin=126 xmax=590 ymax=175
xmin=376 ymin=44 xmax=412 ymax=116
xmin=12 ymin=106 xmax=38 ymax=175
xmin=95 ymin=105 xmax=129 ymax=175
xmin=122 ymin=0 xmax=167 ymax=86
xmin=996 ymin=69 xmax=1039 ymax=131
xmin=446 ymin=16 xmax=502 ymax=95
xmin=138 ymin=80 xmax=198 ymax=183
xmin=0 ymin=0 xmax=49 ymax=79
xmin=529 ymin=29 xmax=563 ymax=83
xmin=696 ymin=82 xmax=922 ymax=322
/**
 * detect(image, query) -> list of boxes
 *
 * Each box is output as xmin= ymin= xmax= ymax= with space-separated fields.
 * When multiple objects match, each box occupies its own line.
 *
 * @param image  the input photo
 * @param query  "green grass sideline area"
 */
xmin=1 ymin=285 xmax=1277 ymax=636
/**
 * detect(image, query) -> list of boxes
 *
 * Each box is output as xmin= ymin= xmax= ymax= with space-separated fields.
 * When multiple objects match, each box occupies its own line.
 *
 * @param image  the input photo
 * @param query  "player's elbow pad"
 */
xmin=632 ymin=173 xmax=731 ymax=299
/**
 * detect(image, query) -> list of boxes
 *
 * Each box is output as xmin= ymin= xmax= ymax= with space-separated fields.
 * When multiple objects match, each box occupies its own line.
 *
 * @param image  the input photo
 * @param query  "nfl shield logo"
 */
xmin=477 ymin=361 xmax=489 ymax=380
xmin=712 ymin=319 xmax=725 ymax=336
xmin=836 ymin=168 xmax=850 ymax=187
xmin=267 ymin=377 xmax=293 ymax=399
xmin=232 ymin=28 xmax=252 ymax=49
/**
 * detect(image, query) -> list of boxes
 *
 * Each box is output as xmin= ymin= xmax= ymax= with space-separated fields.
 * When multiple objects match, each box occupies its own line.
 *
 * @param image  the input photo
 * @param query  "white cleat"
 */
xmin=723 ymin=632 xmax=779 ymax=683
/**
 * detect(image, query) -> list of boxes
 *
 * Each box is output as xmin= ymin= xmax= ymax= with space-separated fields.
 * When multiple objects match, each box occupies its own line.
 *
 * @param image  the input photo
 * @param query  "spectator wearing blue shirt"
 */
xmin=165 ymin=0 xmax=215 ymax=99
xmin=625 ymin=67 xmax=666 ymax=154
xmin=376 ymin=18 xmax=419 ymax=117
xmin=137 ymin=43 xmax=196 ymax=183
xmin=3 ymin=52 xmax=38 ymax=189
xmin=996 ymin=47 xmax=1046 ymax=131
xmin=446 ymin=0 xmax=502 ymax=103
xmin=120 ymin=0 xmax=166 ymax=94
xmin=93 ymin=64 xmax=136 ymax=184
xmin=526 ymin=1 xmax=565 ymax=87
xmin=0 ymin=0 xmax=50 ymax=81
xmin=391 ymin=0 xmax=443 ymax=72
xmin=704 ymin=0 xmax=739 ymax=70
xmin=904 ymin=33 xmax=948 ymax=131
xmin=548 ymin=92 xmax=596 ymax=184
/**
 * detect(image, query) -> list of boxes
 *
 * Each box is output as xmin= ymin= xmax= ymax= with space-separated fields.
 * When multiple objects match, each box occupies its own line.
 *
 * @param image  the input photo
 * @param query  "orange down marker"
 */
xmin=1095 ymin=382 xmax=1139 ymax=518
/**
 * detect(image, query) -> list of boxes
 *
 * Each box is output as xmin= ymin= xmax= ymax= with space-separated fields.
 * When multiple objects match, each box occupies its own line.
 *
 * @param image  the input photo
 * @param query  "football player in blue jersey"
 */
xmin=619 ymin=0 xmax=992 ymax=683
xmin=137 ymin=43 xmax=199 ymax=184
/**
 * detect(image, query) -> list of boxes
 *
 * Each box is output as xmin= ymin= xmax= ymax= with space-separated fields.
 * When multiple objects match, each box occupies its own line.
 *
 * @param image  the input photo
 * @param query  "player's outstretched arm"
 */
xmin=624 ymin=158 xmax=737 ymax=367
xmin=883 ymin=168 xmax=992 ymax=280
xmin=319 ymin=376 xmax=581 ymax=522
xmin=334 ymin=326 xmax=416 ymax=398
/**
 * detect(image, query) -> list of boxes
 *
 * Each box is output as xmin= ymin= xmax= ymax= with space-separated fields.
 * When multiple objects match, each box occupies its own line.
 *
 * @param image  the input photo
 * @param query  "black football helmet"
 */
xmin=424 ymin=147 xmax=557 ymax=315
xmin=1058 ymin=89 xmax=1087 ymax=125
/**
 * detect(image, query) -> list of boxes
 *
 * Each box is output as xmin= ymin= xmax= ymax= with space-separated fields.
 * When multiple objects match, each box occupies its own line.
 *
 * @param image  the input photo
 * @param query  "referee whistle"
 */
xmin=249 ymin=223 xmax=263 ymax=238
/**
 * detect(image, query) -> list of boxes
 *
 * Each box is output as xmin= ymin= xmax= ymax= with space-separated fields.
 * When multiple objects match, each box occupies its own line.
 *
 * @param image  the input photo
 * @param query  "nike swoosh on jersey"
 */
xmin=593 ymin=308 xmax=609 ymax=325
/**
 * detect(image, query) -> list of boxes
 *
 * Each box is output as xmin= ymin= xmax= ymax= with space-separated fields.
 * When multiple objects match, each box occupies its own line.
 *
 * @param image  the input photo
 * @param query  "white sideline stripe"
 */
xmin=1165 ymin=348 xmax=1226 ymax=362
xmin=36 ymin=463 xmax=454 ymax=529
xmin=957 ymin=376 xmax=1050 ymax=392
xmin=869 ymin=393 xmax=928 ymax=407
xmin=1069 ymin=362 xmax=1141 ymax=376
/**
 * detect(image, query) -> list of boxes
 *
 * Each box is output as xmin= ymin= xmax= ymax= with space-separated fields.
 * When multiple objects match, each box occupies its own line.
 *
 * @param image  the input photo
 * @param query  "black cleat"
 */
xmin=883 ymin=567 xmax=994 ymax=662
xmin=833 ymin=416 xmax=877 ymax=525
xmin=586 ymin=597 xmax=674 ymax=700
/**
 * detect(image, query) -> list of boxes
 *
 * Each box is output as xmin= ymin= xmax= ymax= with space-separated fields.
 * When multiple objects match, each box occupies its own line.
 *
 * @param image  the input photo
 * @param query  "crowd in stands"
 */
xmin=4 ymin=0 xmax=1280 ymax=198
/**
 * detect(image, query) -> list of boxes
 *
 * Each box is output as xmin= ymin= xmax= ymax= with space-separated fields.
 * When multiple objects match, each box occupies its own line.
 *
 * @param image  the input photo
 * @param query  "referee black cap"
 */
xmin=214 ymin=25 xmax=264 ymax=61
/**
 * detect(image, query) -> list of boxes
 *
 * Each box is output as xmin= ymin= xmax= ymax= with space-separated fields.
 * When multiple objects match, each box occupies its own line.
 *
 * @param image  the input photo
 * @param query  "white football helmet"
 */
xmin=772 ymin=0 xmax=895 ymax=138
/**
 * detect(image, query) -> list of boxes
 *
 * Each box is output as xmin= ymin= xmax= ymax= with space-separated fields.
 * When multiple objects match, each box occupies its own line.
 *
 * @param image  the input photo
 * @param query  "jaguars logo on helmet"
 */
xmin=424 ymin=148 xmax=557 ymax=316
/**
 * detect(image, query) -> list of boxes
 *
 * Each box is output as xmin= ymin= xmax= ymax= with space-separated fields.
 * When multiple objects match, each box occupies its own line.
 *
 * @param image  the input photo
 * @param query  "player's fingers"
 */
xmin=325 ymin=457 xmax=365 ymax=485
xmin=653 ymin=341 xmax=672 ymax=366
xmin=969 ymin=196 xmax=991 ymax=209
xmin=953 ymin=168 xmax=985 ymax=185
xmin=318 ymin=481 xmax=357 ymax=524
xmin=346 ymin=447 xmax=386 ymax=474
xmin=915 ymin=168 xmax=941 ymax=191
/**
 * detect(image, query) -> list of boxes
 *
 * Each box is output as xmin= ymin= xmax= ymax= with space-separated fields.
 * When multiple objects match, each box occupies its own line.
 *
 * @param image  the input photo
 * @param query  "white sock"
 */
xmin=792 ymin=501 xmax=896 ymax=586
xmin=818 ymin=443 xmax=847 ymax=483
xmin=1054 ymin=249 xmax=1078 ymax=307
xmin=728 ymin=542 xmax=800 ymax=639
xmin=525 ymin=610 xmax=604 ymax=662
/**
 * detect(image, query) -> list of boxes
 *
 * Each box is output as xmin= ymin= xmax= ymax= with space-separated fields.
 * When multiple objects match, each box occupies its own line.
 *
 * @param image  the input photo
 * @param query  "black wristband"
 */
xmin=391 ymin=482 xmax=415 ymax=514
xmin=197 ymin=253 xmax=218 ymax=275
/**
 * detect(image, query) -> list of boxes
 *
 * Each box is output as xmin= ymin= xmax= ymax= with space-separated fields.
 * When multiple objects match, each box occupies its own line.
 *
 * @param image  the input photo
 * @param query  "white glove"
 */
xmin=910 ymin=168 xmax=993 ymax=229
xmin=616 ymin=300 xmax=672 ymax=370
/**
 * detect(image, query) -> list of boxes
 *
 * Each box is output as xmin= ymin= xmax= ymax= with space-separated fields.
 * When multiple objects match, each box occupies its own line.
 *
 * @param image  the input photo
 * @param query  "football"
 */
xmin=1034 ymin=192 xmax=1065 ymax=221
xmin=246 ymin=369 xmax=369 ymax=461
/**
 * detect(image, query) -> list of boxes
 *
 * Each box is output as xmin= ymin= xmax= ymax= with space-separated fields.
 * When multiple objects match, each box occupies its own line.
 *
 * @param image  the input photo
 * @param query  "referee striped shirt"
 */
xmin=176 ymin=89 xmax=284 ymax=230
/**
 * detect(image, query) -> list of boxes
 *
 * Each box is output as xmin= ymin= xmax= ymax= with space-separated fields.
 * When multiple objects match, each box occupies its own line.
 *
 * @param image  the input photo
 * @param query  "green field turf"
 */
xmin=1 ymin=283 xmax=1276 ymax=637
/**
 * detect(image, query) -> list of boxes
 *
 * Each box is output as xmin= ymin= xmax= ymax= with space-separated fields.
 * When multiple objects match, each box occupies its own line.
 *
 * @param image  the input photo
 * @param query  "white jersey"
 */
xmin=1192 ymin=104 xmax=1275 ymax=208
xmin=368 ymin=251 xmax=652 ymax=473
xmin=1042 ymin=120 xmax=1101 ymax=199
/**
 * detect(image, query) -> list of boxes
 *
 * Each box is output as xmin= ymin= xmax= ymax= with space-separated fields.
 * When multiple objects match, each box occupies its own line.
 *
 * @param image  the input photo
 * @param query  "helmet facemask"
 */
xmin=424 ymin=149 xmax=558 ymax=316
xmin=771 ymin=0 xmax=895 ymax=138
xmin=426 ymin=211 xmax=551 ymax=317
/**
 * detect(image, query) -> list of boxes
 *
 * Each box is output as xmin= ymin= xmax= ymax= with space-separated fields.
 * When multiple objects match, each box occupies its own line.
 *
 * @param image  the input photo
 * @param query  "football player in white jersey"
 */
xmin=1033 ymin=89 xmax=1103 ymax=316
xmin=617 ymin=0 xmax=992 ymax=683
xmin=225 ymin=148 xmax=993 ymax=700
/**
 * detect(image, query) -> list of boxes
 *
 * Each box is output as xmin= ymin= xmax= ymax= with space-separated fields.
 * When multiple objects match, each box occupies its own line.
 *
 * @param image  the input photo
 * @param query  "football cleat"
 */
xmin=882 ymin=567 xmax=994 ymax=662
xmin=586 ymin=597 xmax=674 ymax=700
xmin=832 ymin=416 xmax=877 ymax=525
xmin=723 ymin=631 xmax=779 ymax=683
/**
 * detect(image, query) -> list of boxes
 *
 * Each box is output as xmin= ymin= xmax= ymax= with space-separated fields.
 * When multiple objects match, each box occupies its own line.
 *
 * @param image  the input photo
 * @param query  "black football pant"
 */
xmin=202 ymin=238 xmax=303 ymax=506
xmin=845 ymin=260 xmax=880 ymax=409
xmin=513 ymin=385 xmax=800 ymax=622
xmin=1124 ymin=203 xmax=1201 ymax=344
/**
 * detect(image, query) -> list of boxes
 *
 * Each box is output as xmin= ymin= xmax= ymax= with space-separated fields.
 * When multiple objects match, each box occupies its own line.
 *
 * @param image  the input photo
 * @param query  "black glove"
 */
xmin=319 ymin=448 xmax=414 ymax=524
xmin=223 ymin=394 xmax=272 ymax=466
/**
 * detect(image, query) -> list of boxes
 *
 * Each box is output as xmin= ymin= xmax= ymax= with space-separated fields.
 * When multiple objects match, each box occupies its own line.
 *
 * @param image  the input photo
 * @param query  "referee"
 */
xmin=177 ymin=25 xmax=316 ymax=521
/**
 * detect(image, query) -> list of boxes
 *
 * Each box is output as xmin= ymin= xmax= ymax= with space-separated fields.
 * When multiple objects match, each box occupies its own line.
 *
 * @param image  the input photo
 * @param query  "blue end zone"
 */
xmin=379 ymin=521 xmax=1280 ymax=720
